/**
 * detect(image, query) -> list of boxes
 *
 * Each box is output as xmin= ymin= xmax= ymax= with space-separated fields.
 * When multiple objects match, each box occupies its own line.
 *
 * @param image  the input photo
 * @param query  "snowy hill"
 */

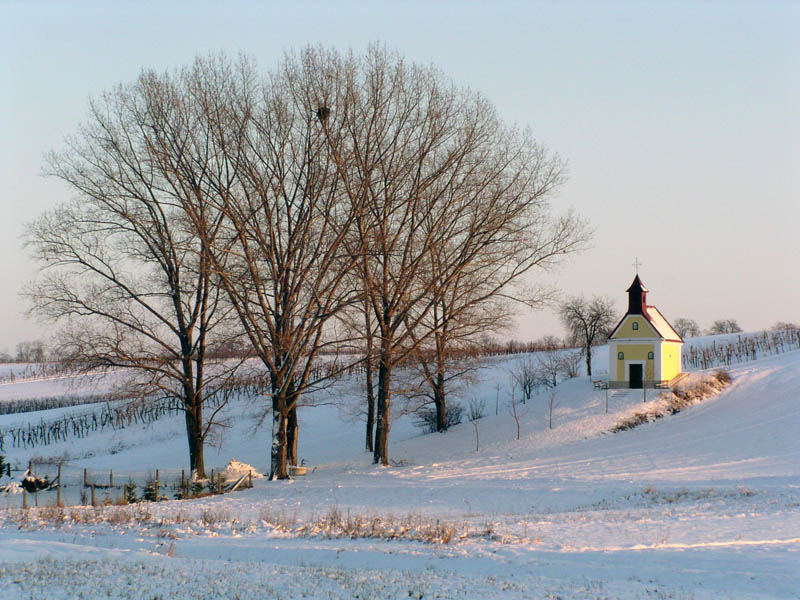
xmin=0 ymin=335 xmax=798 ymax=599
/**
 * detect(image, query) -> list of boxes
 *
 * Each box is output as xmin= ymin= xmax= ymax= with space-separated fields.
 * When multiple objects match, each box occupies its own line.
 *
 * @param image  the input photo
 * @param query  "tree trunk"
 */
xmin=182 ymin=359 xmax=206 ymax=479
xmin=287 ymin=404 xmax=298 ymax=466
xmin=585 ymin=344 xmax=593 ymax=377
xmin=432 ymin=317 xmax=447 ymax=432
xmin=184 ymin=402 xmax=206 ymax=479
xmin=270 ymin=398 xmax=289 ymax=480
xmin=364 ymin=311 xmax=375 ymax=452
xmin=373 ymin=353 xmax=391 ymax=466
xmin=434 ymin=369 xmax=446 ymax=432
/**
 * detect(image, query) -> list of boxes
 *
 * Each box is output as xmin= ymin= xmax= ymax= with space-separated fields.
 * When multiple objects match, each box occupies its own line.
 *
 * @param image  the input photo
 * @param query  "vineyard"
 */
xmin=0 ymin=385 xmax=265 ymax=453
xmin=682 ymin=328 xmax=800 ymax=370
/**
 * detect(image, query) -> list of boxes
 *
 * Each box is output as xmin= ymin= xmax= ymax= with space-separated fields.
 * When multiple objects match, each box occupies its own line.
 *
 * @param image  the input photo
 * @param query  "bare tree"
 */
xmin=559 ymin=296 xmax=616 ymax=377
xmin=535 ymin=352 xmax=561 ymax=389
xmin=508 ymin=386 xmax=521 ymax=441
xmin=25 ymin=68 xmax=243 ymax=478
xmin=707 ymin=319 xmax=743 ymax=335
xmin=175 ymin=53 xmax=364 ymax=480
xmin=511 ymin=358 xmax=538 ymax=404
xmin=308 ymin=44 xmax=584 ymax=464
xmin=534 ymin=352 xmax=562 ymax=429
xmin=673 ymin=318 xmax=701 ymax=339
xmin=558 ymin=349 xmax=582 ymax=378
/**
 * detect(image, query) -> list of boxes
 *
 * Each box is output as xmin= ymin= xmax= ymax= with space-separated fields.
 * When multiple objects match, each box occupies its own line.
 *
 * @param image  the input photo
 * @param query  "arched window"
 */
xmin=618 ymin=352 xmax=624 ymax=360
xmin=632 ymin=322 xmax=639 ymax=331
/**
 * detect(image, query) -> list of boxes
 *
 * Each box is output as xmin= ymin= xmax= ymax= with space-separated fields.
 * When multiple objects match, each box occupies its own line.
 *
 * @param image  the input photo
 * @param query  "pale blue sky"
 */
xmin=1 ymin=1 xmax=798 ymax=350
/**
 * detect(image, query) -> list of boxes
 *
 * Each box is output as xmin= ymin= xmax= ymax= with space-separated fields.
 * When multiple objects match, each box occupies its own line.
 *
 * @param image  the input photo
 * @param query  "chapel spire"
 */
xmin=626 ymin=275 xmax=648 ymax=315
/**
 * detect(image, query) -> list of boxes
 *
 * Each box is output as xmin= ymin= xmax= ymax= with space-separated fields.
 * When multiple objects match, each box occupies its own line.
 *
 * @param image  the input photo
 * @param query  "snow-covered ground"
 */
xmin=0 ymin=336 xmax=798 ymax=599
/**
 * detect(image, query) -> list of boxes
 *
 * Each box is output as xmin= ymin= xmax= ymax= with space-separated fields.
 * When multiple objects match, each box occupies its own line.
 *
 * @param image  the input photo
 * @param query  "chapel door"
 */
xmin=629 ymin=364 xmax=643 ymax=389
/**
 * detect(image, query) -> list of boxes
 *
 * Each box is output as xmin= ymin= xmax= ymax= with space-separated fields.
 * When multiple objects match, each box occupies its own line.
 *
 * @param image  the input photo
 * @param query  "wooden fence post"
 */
xmin=248 ymin=470 xmax=252 ymax=489
xmin=83 ymin=468 xmax=88 ymax=488
xmin=91 ymin=484 xmax=96 ymax=507
xmin=109 ymin=469 xmax=113 ymax=488
xmin=22 ymin=488 xmax=28 ymax=509
xmin=57 ymin=463 xmax=63 ymax=508
xmin=155 ymin=470 xmax=159 ymax=502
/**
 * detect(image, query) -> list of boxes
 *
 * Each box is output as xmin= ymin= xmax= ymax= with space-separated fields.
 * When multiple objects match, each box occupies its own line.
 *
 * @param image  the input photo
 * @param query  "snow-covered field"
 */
xmin=0 ymin=336 xmax=798 ymax=599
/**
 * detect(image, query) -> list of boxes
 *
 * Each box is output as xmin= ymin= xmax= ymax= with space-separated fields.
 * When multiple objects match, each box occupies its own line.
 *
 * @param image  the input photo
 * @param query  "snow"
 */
xmin=220 ymin=459 xmax=264 ymax=481
xmin=0 ymin=335 xmax=797 ymax=598
xmin=645 ymin=305 xmax=682 ymax=340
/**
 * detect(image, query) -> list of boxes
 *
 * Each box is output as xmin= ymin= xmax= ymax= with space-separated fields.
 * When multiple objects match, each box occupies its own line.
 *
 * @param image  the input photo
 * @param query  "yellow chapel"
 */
xmin=607 ymin=275 xmax=683 ymax=388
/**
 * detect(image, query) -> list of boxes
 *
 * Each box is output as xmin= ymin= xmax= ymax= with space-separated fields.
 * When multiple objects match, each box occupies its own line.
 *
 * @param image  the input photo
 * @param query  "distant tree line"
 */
xmin=672 ymin=319 xmax=797 ymax=339
xmin=0 ymin=340 xmax=47 ymax=363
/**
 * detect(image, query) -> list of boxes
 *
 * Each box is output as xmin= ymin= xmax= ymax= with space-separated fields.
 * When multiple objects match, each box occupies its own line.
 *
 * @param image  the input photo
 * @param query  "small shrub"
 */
xmin=190 ymin=480 xmax=205 ymax=497
xmin=37 ymin=506 xmax=66 ymax=525
xmin=715 ymin=369 xmax=731 ymax=384
xmin=142 ymin=474 xmax=159 ymax=502
xmin=207 ymin=474 xmax=226 ymax=495
xmin=123 ymin=479 xmax=138 ymax=504
xmin=200 ymin=509 xmax=230 ymax=526
xmin=413 ymin=403 xmax=463 ymax=433
xmin=467 ymin=397 xmax=486 ymax=422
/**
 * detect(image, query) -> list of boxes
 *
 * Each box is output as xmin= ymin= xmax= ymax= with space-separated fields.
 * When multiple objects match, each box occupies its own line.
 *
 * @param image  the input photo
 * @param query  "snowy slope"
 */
xmin=0 ymin=338 xmax=798 ymax=599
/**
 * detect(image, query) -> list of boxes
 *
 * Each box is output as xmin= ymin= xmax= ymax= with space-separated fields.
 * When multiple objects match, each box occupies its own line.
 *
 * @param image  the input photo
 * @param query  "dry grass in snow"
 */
xmin=611 ymin=370 xmax=731 ymax=433
xmin=0 ymin=503 xmax=513 ymax=545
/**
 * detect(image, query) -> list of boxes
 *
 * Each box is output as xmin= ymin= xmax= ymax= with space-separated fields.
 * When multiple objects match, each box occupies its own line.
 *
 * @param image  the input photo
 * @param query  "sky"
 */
xmin=1 ymin=0 xmax=798 ymax=352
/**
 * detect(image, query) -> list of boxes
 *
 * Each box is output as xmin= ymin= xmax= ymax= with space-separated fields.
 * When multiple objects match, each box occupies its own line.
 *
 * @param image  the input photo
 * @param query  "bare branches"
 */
xmin=25 ymin=62 xmax=245 ymax=478
xmin=27 ymin=46 xmax=589 ymax=479
xmin=309 ymin=44 xmax=585 ymax=463
xmin=559 ymin=296 xmax=616 ymax=377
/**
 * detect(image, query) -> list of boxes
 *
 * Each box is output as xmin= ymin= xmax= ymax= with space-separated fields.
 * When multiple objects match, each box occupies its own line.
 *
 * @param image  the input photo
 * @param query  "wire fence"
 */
xmin=0 ymin=462 xmax=258 ymax=509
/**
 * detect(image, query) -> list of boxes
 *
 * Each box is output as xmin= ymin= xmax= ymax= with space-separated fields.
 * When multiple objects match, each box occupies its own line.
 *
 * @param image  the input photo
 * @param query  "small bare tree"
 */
xmin=559 ymin=296 xmax=616 ymax=377
xmin=511 ymin=358 xmax=538 ymax=404
xmin=673 ymin=318 xmax=701 ymax=338
xmin=508 ymin=386 xmax=521 ymax=441
xmin=533 ymin=352 xmax=564 ymax=429
xmin=558 ymin=349 xmax=582 ymax=378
